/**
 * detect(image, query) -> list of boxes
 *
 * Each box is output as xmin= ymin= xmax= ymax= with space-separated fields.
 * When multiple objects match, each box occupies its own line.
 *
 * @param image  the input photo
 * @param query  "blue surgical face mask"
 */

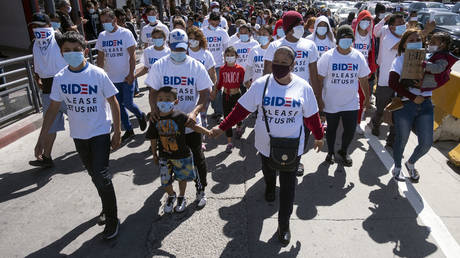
xmin=51 ymin=22 xmax=61 ymax=30
xmin=338 ymin=38 xmax=353 ymax=50
xmin=89 ymin=8 xmax=95 ymax=14
xmin=209 ymin=25 xmax=217 ymax=31
xmin=157 ymin=101 xmax=175 ymax=113
xmin=103 ymin=22 xmax=114 ymax=32
xmin=359 ymin=20 xmax=370 ymax=30
xmin=316 ymin=26 xmax=328 ymax=36
xmin=147 ymin=15 xmax=156 ymax=23
xmin=258 ymin=35 xmax=269 ymax=45
xmin=277 ymin=28 xmax=285 ymax=37
xmin=239 ymin=34 xmax=249 ymax=42
xmin=170 ymin=51 xmax=187 ymax=62
xmin=63 ymin=52 xmax=85 ymax=68
xmin=394 ymin=24 xmax=406 ymax=36
xmin=406 ymin=41 xmax=423 ymax=50
xmin=153 ymin=38 xmax=164 ymax=47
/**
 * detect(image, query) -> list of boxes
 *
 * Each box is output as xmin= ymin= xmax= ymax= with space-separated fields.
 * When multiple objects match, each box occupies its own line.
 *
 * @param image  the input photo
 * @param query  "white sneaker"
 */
xmin=196 ymin=191 xmax=207 ymax=208
xmin=175 ymin=196 xmax=187 ymax=213
xmin=392 ymin=167 xmax=405 ymax=182
xmin=164 ymin=194 xmax=176 ymax=213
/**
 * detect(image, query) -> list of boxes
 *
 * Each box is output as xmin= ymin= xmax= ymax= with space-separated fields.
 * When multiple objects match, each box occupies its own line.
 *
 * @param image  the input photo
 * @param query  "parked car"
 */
xmin=334 ymin=7 xmax=358 ymax=24
xmin=409 ymin=1 xmax=449 ymax=13
xmin=452 ymin=2 xmax=460 ymax=14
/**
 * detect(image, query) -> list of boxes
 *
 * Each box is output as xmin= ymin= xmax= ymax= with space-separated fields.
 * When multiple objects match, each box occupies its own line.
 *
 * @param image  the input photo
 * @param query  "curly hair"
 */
xmin=186 ymin=25 xmax=207 ymax=49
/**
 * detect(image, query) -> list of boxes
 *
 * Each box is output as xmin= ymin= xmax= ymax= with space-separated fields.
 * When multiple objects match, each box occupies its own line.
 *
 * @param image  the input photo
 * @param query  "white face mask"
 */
xmin=428 ymin=45 xmax=438 ymax=53
xmin=189 ymin=39 xmax=200 ymax=48
xmin=292 ymin=25 xmax=304 ymax=39
xmin=378 ymin=13 xmax=386 ymax=20
xmin=212 ymin=8 xmax=220 ymax=13
xmin=226 ymin=56 xmax=236 ymax=63
xmin=410 ymin=17 xmax=418 ymax=22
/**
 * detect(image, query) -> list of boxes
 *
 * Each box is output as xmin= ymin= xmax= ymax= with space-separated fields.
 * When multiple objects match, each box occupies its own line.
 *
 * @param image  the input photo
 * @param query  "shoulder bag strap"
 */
xmin=261 ymin=76 xmax=271 ymax=136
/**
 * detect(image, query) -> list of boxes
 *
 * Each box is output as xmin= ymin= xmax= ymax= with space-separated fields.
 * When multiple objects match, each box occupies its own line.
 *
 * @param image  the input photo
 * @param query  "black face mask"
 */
xmin=272 ymin=62 xmax=292 ymax=79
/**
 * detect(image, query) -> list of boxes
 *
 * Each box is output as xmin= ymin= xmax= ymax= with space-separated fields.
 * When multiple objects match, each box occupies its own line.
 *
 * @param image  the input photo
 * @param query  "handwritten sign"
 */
xmin=402 ymin=49 xmax=426 ymax=80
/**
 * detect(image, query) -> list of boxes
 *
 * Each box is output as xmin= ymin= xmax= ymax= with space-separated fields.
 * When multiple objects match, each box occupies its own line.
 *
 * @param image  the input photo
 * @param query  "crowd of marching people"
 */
xmin=29 ymin=0 xmax=457 ymax=245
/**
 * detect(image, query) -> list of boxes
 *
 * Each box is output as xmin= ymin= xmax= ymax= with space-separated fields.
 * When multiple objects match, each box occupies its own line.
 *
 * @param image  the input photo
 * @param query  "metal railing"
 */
xmin=0 ymin=55 xmax=41 ymax=124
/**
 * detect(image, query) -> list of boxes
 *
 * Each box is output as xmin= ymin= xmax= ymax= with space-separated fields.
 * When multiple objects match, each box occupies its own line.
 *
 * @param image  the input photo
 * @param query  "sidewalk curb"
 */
xmin=0 ymin=113 xmax=42 ymax=149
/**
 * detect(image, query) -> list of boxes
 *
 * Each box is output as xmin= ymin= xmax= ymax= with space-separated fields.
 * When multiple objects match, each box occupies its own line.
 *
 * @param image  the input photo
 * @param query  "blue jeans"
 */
xmin=393 ymin=99 xmax=434 ymax=168
xmin=211 ymin=67 xmax=223 ymax=115
xmin=114 ymin=82 xmax=143 ymax=131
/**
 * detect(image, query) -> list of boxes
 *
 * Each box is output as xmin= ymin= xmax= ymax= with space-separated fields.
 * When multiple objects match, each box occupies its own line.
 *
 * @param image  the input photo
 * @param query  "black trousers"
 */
xmin=372 ymin=86 xmax=396 ymax=140
xmin=261 ymin=154 xmax=300 ymax=228
xmin=222 ymin=92 xmax=242 ymax=138
xmin=325 ymin=110 xmax=358 ymax=154
xmin=74 ymin=134 xmax=118 ymax=221
xmin=185 ymin=132 xmax=208 ymax=191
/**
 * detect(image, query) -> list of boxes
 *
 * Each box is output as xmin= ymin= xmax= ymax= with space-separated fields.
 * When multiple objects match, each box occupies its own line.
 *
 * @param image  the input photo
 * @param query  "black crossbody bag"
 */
xmin=261 ymin=76 xmax=301 ymax=171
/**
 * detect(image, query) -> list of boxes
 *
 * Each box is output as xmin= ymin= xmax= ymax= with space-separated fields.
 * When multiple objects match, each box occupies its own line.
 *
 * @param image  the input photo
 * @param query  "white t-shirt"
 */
xmin=144 ymin=56 xmax=214 ymax=133
xmin=264 ymin=38 xmax=319 ymax=83
xmin=244 ymin=45 xmax=267 ymax=83
xmin=376 ymin=26 xmax=400 ymax=87
xmin=228 ymin=34 xmax=239 ymax=46
xmin=317 ymin=48 xmax=371 ymax=113
xmin=50 ymin=63 xmax=118 ymax=139
xmin=390 ymin=53 xmax=432 ymax=100
xmin=32 ymin=28 xmax=67 ymax=79
xmin=202 ymin=16 xmax=228 ymax=31
xmin=202 ymin=26 xmax=230 ymax=67
xmin=354 ymin=32 xmax=371 ymax=61
xmin=188 ymin=48 xmax=216 ymax=71
xmin=238 ymin=74 xmax=318 ymax=156
xmin=141 ymin=22 xmax=170 ymax=46
xmin=231 ymin=39 xmax=259 ymax=67
xmin=306 ymin=35 xmax=335 ymax=57
xmin=96 ymin=27 xmax=137 ymax=83
xmin=141 ymin=46 xmax=170 ymax=69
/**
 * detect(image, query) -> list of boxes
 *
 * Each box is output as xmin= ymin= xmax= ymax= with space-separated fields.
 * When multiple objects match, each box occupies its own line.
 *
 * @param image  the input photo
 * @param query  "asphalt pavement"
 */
xmin=1 ymin=74 xmax=460 ymax=258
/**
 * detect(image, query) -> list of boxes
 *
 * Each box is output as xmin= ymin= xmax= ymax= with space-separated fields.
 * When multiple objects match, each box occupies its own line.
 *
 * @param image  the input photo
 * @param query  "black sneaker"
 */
xmin=97 ymin=211 xmax=106 ymax=226
xmin=337 ymin=150 xmax=352 ymax=167
xmin=102 ymin=218 xmax=119 ymax=240
xmin=325 ymin=153 xmax=334 ymax=164
xmin=29 ymin=156 xmax=54 ymax=168
xmin=121 ymin=130 xmax=135 ymax=142
xmin=296 ymin=163 xmax=304 ymax=177
xmin=405 ymin=161 xmax=420 ymax=183
xmin=265 ymin=187 xmax=275 ymax=202
xmin=277 ymin=225 xmax=291 ymax=246
xmin=138 ymin=113 xmax=147 ymax=131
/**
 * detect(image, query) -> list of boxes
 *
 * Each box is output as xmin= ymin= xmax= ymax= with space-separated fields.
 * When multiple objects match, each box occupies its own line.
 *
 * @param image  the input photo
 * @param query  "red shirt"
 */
xmin=217 ymin=64 xmax=245 ymax=91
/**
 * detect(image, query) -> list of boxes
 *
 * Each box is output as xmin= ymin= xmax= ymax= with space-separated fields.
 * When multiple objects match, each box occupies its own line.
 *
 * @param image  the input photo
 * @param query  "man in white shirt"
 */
xmin=141 ymin=5 xmax=170 ymax=48
xmin=263 ymin=11 xmax=321 ymax=176
xmin=29 ymin=13 xmax=67 ymax=168
xmin=145 ymin=29 xmax=213 ymax=208
xmin=34 ymin=31 xmax=121 ymax=240
xmin=371 ymin=13 xmax=405 ymax=146
xmin=202 ymin=1 xmax=228 ymax=31
xmin=97 ymin=8 xmax=147 ymax=142
xmin=202 ymin=12 xmax=230 ymax=121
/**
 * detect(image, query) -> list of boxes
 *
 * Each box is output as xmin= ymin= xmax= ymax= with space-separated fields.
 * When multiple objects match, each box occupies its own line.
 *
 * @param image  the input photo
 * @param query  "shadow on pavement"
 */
xmin=208 ymin=130 xmax=260 ymax=195
xmin=0 ymin=151 xmax=83 ymax=204
xmin=26 ymin=187 xmax=175 ymax=257
xmin=295 ymin=162 xmax=354 ymax=220
xmin=362 ymin=178 xmax=437 ymax=257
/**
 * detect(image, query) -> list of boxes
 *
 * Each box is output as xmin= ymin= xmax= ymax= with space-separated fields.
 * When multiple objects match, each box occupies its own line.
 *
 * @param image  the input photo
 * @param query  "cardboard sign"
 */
xmin=402 ymin=49 xmax=426 ymax=80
